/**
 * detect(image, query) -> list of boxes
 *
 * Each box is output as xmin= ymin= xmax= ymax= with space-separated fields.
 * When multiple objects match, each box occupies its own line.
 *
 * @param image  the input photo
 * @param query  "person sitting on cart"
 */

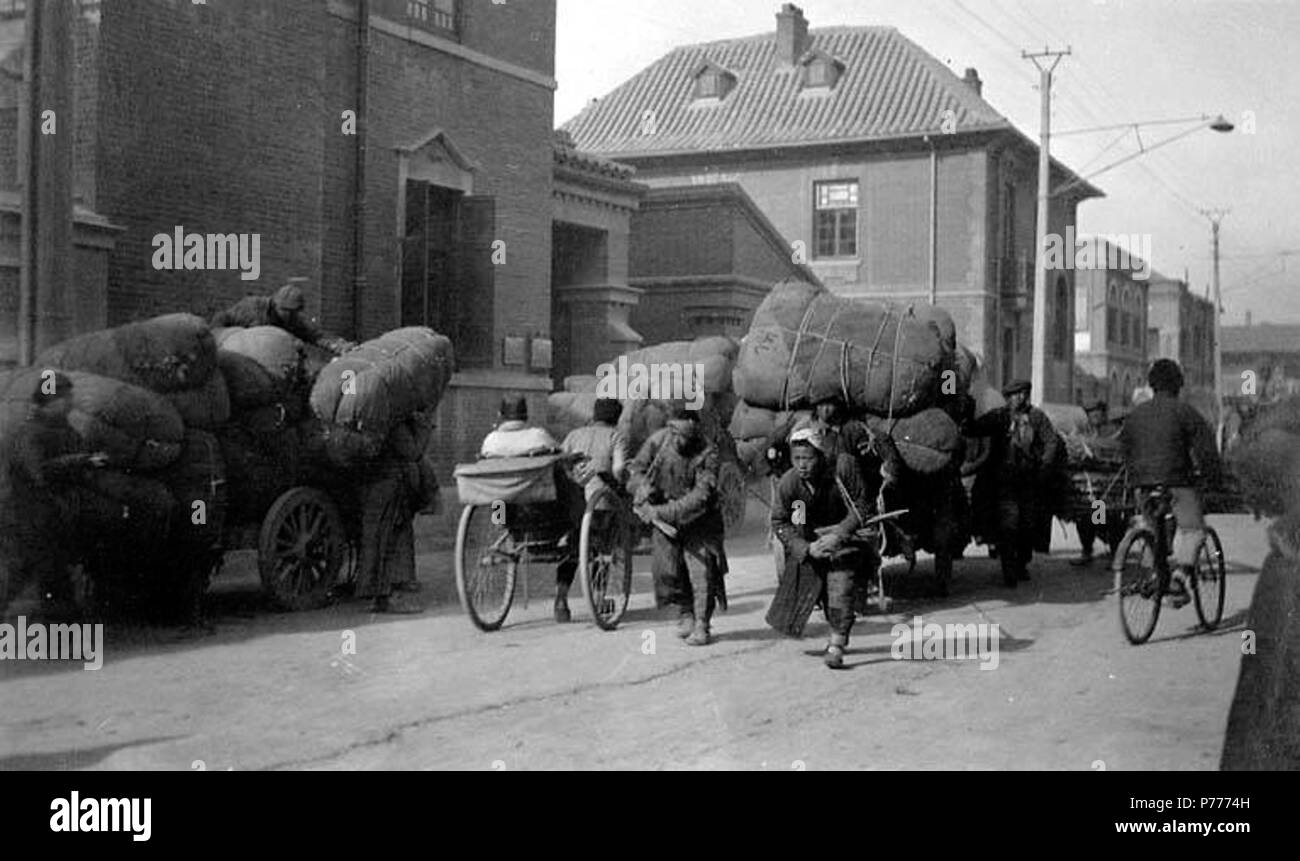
xmin=1119 ymin=359 xmax=1222 ymax=608
xmin=964 ymin=379 xmax=1063 ymax=587
xmin=553 ymin=397 xmax=629 ymax=623
xmin=766 ymin=426 xmax=876 ymax=670
xmin=479 ymin=396 xmax=559 ymax=459
xmin=627 ymin=402 xmax=727 ymax=647
xmin=1071 ymin=399 xmax=1120 ymax=567
xmin=210 ymin=279 xmax=355 ymax=355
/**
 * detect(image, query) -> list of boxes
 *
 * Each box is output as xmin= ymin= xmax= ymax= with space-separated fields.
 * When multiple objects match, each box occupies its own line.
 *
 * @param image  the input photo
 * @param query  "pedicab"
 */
xmin=452 ymin=452 xmax=640 ymax=631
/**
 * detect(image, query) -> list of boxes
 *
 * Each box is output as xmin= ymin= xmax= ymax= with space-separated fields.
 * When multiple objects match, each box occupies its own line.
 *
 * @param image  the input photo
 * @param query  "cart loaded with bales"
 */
xmin=728 ymin=280 xmax=985 ymax=607
xmin=0 ymin=313 xmax=452 ymax=618
xmin=1045 ymin=403 xmax=1133 ymax=559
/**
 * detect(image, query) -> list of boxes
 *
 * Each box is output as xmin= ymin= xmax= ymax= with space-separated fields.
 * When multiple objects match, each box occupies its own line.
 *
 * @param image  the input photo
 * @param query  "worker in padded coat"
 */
xmin=767 ymin=426 xmax=875 ymax=669
xmin=627 ymin=402 xmax=728 ymax=646
xmin=211 ymin=279 xmax=355 ymax=354
xmin=964 ymin=379 xmax=1064 ymax=587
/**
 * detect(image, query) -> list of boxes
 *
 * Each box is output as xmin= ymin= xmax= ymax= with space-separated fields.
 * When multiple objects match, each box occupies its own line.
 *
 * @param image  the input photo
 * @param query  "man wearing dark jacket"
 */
xmin=1119 ymin=359 xmax=1222 ymax=607
xmin=966 ymin=379 xmax=1063 ymax=586
xmin=211 ymin=280 xmax=354 ymax=354
xmin=628 ymin=403 xmax=727 ymax=646
xmin=768 ymin=426 xmax=874 ymax=669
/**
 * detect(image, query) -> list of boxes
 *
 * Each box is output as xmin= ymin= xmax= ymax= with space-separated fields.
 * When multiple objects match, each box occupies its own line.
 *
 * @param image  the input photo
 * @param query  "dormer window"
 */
xmin=799 ymin=51 xmax=844 ymax=91
xmin=691 ymin=62 xmax=736 ymax=102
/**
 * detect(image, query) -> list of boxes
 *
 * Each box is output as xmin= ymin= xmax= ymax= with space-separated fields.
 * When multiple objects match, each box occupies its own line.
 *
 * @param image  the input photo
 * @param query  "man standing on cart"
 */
xmin=210 ymin=279 xmax=355 ymax=355
xmin=965 ymin=379 xmax=1063 ymax=587
xmin=767 ymin=426 xmax=876 ymax=669
xmin=554 ymin=397 xmax=628 ymax=623
xmin=628 ymin=402 xmax=727 ymax=647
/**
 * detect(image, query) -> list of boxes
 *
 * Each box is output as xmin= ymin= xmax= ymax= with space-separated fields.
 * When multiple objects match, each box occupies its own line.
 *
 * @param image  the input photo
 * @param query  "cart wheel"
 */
xmin=719 ymin=461 xmax=746 ymax=532
xmin=1114 ymin=526 xmax=1163 ymax=645
xmin=579 ymin=487 xmax=636 ymax=630
xmin=1192 ymin=527 xmax=1226 ymax=630
xmin=454 ymin=504 xmax=518 ymax=632
xmin=258 ymin=487 xmax=346 ymax=611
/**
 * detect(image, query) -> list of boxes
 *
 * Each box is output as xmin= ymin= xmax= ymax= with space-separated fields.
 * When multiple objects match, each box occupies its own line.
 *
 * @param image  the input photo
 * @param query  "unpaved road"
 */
xmin=0 ymin=504 xmax=1268 ymax=770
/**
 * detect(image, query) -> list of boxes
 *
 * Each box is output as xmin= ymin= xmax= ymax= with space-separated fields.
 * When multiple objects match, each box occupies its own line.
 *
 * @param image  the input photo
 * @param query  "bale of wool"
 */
xmin=1228 ymin=428 xmax=1300 ymax=517
xmin=217 ymin=326 xmax=308 ymax=415
xmin=37 ymin=313 xmax=217 ymax=393
xmin=309 ymin=328 xmax=454 ymax=451
xmin=733 ymin=280 xmax=950 ymax=416
xmin=74 ymin=470 xmax=177 ymax=543
xmin=61 ymin=372 xmax=184 ymax=471
xmin=868 ymin=408 xmax=963 ymax=475
xmin=563 ymin=375 xmax=601 ymax=394
xmin=158 ymin=429 xmax=228 ymax=550
xmin=164 ymin=370 xmax=231 ymax=429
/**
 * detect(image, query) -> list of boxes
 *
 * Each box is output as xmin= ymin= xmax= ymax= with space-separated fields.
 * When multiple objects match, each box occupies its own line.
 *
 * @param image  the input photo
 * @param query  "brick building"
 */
xmin=0 ymin=0 xmax=568 ymax=476
xmin=562 ymin=3 xmax=1102 ymax=399
xmin=1073 ymin=237 xmax=1151 ymax=408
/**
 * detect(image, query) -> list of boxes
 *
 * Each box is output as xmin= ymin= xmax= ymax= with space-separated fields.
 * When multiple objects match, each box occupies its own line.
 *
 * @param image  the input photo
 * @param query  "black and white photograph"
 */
xmin=0 ymin=0 xmax=1296 ymax=797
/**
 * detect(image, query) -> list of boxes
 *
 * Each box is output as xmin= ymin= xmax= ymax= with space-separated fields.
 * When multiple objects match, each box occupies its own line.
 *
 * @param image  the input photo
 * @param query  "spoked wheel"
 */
xmin=718 ymin=461 xmax=747 ymax=532
xmin=1192 ymin=527 xmax=1226 ymax=630
xmin=579 ymin=487 xmax=636 ymax=630
xmin=1114 ymin=527 xmax=1163 ymax=645
xmin=259 ymin=487 xmax=346 ymax=611
xmin=454 ymin=504 xmax=518 ymax=632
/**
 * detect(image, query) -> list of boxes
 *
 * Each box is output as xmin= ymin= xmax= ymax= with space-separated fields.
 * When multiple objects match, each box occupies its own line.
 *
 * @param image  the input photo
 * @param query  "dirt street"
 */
xmin=0 ymin=503 xmax=1268 ymax=770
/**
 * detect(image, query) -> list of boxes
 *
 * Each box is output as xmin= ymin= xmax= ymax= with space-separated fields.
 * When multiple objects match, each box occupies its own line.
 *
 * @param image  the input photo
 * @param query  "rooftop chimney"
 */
xmin=776 ymin=4 xmax=809 ymax=66
xmin=962 ymin=67 xmax=982 ymax=97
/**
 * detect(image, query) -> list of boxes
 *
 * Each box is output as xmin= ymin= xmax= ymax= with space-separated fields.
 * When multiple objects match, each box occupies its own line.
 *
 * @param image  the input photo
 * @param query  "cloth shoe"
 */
xmin=686 ymin=618 xmax=712 ymax=646
xmin=675 ymin=610 xmax=695 ymax=639
xmin=553 ymin=595 xmax=572 ymax=624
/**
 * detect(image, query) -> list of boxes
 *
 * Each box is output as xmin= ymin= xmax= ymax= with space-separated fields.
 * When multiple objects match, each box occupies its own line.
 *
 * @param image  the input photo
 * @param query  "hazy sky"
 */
xmin=556 ymin=0 xmax=1300 ymax=325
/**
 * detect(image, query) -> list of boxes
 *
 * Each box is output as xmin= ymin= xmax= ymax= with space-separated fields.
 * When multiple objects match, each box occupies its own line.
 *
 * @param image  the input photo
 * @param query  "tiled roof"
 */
xmin=562 ymin=25 xmax=1013 ymax=157
xmin=553 ymin=131 xmax=638 ymax=180
xmin=1221 ymin=324 xmax=1300 ymax=355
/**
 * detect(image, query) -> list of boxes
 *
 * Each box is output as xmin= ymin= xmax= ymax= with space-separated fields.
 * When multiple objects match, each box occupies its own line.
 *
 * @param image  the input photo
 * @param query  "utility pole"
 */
xmin=1023 ymin=47 xmax=1070 ymax=406
xmin=1201 ymin=207 xmax=1229 ymax=450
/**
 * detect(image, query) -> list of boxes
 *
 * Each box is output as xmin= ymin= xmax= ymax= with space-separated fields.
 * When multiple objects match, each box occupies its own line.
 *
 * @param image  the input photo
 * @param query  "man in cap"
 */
xmin=210 ymin=278 xmax=355 ymax=354
xmin=1119 ymin=359 xmax=1222 ymax=608
xmin=627 ymin=401 xmax=727 ymax=646
xmin=479 ymin=396 xmax=559 ymax=459
xmin=1071 ymin=399 xmax=1118 ymax=566
xmin=965 ymin=378 xmax=1063 ymax=587
xmin=553 ymin=397 xmax=628 ymax=623
xmin=767 ymin=425 xmax=875 ymax=669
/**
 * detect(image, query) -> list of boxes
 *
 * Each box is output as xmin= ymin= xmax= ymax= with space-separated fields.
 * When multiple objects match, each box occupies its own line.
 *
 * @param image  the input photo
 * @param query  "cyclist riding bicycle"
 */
xmin=1118 ymin=359 xmax=1222 ymax=608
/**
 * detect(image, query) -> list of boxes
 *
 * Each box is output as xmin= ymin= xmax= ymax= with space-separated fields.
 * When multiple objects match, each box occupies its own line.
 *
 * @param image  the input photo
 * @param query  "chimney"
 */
xmin=776 ymin=4 xmax=809 ymax=66
xmin=962 ymin=67 xmax=982 ymax=97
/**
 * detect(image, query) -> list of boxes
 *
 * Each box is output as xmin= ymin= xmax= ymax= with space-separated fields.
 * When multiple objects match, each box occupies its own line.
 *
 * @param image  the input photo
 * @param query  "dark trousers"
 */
xmin=824 ymin=564 xmax=859 ymax=637
xmin=996 ymin=491 xmax=1036 ymax=581
xmin=651 ymin=530 xmax=717 ymax=621
xmin=1077 ymin=519 xmax=1097 ymax=556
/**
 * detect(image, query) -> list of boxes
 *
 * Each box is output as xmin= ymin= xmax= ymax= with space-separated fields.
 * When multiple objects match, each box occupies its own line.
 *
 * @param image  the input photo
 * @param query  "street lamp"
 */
xmin=1029 ymin=111 xmax=1234 ymax=406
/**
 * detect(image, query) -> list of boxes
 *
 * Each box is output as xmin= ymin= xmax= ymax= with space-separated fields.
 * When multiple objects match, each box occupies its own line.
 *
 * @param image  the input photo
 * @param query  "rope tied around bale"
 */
xmin=782 ymin=297 xmax=821 ymax=411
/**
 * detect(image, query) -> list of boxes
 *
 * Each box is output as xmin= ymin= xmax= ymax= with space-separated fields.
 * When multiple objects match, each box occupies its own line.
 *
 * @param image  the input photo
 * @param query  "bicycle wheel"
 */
xmin=579 ymin=487 xmax=635 ymax=630
xmin=1191 ymin=527 xmax=1226 ymax=629
xmin=1114 ymin=527 xmax=1163 ymax=645
xmin=454 ymin=504 xmax=518 ymax=631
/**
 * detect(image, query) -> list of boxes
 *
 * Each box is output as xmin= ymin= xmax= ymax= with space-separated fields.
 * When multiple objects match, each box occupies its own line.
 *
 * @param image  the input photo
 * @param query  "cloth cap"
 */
xmin=788 ymin=426 xmax=825 ymax=454
xmin=500 ymin=396 xmax=528 ymax=421
xmin=1001 ymin=379 xmax=1031 ymax=397
xmin=593 ymin=398 xmax=622 ymax=424
xmin=274 ymin=282 xmax=306 ymax=311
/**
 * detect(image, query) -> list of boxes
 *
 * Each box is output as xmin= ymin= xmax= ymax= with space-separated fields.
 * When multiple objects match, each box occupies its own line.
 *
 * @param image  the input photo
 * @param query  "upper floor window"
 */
xmin=801 ymin=54 xmax=843 ymax=90
xmin=394 ymin=0 xmax=458 ymax=36
xmin=813 ymin=180 xmax=858 ymax=258
xmin=692 ymin=63 xmax=736 ymax=102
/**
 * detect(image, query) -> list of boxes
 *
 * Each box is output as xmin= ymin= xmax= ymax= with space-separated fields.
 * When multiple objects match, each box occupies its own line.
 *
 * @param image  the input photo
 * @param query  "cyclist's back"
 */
xmin=1119 ymin=359 xmax=1221 ymax=605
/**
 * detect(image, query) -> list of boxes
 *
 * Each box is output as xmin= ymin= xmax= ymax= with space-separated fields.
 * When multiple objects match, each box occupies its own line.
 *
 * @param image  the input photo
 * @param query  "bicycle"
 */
xmin=1112 ymin=485 xmax=1226 ymax=645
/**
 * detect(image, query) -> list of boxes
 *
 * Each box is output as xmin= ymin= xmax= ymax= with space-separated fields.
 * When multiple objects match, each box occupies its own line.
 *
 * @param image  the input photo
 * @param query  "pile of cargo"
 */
xmin=730 ymin=280 xmax=983 ymax=476
xmin=546 ymin=335 xmax=740 ymax=458
xmin=0 ymin=312 xmax=453 ymax=613
xmin=1228 ymin=396 xmax=1300 ymax=520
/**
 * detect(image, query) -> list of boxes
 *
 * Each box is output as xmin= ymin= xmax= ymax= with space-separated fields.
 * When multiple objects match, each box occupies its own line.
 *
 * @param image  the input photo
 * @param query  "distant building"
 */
xmin=1147 ymin=273 xmax=1216 ymax=415
xmin=562 ymin=3 xmax=1103 ymax=399
xmin=1221 ymin=321 xmax=1300 ymax=400
xmin=1073 ymin=237 xmax=1151 ymax=408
